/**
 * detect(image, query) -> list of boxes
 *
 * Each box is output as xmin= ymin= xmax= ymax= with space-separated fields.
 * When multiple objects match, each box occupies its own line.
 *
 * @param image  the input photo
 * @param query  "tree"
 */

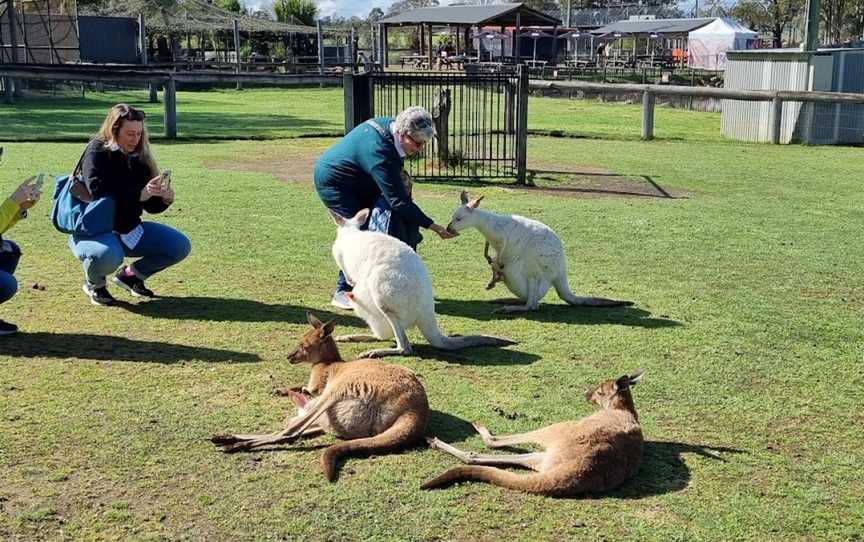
xmin=387 ymin=0 xmax=439 ymax=17
xmin=273 ymin=0 xmax=317 ymax=25
xmin=215 ymin=0 xmax=243 ymax=13
xmin=368 ymin=7 xmax=385 ymax=22
xmin=821 ymin=0 xmax=855 ymax=43
xmin=730 ymin=0 xmax=804 ymax=47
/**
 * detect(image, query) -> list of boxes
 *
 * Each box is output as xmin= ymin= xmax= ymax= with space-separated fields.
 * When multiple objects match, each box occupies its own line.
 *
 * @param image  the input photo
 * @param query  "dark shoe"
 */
xmin=83 ymin=283 xmax=116 ymax=306
xmin=330 ymin=290 xmax=353 ymax=310
xmin=112 ymin=268 xmax=155 ymax=298
xmin=0 ymin=319 xmax=18 ymax=335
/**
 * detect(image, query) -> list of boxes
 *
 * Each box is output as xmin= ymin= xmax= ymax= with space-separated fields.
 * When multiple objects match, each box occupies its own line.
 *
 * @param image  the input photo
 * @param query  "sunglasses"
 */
xmin=118 ymin=107 xmax=146 ymax=121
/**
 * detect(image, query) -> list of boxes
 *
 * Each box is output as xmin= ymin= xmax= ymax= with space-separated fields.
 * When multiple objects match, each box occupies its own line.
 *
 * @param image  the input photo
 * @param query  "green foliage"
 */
xmin=730 ymin=0 xmax=805 ymax=47
xmin=273 ymin=0 xmax=317 ymax=26
xmin=214 ymin=0 xmax=243 ymax=13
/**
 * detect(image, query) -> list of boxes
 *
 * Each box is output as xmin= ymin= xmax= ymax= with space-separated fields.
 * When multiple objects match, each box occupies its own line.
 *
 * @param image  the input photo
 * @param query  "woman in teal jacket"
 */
xmin=313 ymin=106 xmax=456 ymax=310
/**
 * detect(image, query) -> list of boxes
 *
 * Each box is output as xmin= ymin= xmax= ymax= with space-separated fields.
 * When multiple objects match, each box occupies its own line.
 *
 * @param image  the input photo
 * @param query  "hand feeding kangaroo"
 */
xmin=330 ymin=208 xmax=517 ymax=358
xmin=447 ymin=191 xmax=633 ymax=313
xmin=422 ymin=370 xmax=646 ymax=496
xmin=211 ymin=313 xmax=429 ymax=481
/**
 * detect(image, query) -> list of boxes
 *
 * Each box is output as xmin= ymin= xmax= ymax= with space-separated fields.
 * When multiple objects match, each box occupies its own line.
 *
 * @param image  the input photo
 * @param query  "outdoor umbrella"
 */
xmin=471 ymin=30 xmax=508 ymax=61
xmin=518 ymin=29 xmax=553 ymax=62
xmin=556 ymin=30 xmax=581 ymax=62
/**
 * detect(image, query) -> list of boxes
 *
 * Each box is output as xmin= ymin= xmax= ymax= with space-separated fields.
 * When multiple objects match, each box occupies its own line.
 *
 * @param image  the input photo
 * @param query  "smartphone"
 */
xmin=161 ymin=170 xmax=172 ymax=188
xmin=34 ymin=173 xmax=45 ymax=191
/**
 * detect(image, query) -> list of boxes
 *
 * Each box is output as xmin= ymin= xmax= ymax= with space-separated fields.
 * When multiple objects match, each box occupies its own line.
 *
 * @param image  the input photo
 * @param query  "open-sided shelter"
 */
xmin=378 ymin=2 xmax=561 ymax=67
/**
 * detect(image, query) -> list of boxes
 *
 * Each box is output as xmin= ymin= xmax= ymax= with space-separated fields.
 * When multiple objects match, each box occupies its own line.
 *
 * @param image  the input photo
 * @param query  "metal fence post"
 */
xmin=317 ymin=20 xmax=324 ymax=75
xmin=641 ymin=90 xmax=655 ymax=140
xmin=769 ymin=96 xmax=783 ymax=144
xmin=516 ymin=65 xmax=530 ymax=185
xmin=164 ymin=77 xmax=177 ymax=139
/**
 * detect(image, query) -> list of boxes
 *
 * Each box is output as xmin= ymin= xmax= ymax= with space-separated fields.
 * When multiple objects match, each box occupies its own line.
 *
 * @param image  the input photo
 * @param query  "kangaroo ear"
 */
xmin=321 ymin=320 xmax=336 ymax=337
xmin=460 ymin=190 xmax=469 ymax=205
xmin=467 ymin=195 xmax=484 ymax=209
xmin=353 ymin=208 xmax=370 ymax=227
xmin=307 ymin=312 xmax=324 ymax=329
xmin=329 ymin=210 xmax=347 ymax=227
xmin=628 ymin=368 xmax=646 ymax=386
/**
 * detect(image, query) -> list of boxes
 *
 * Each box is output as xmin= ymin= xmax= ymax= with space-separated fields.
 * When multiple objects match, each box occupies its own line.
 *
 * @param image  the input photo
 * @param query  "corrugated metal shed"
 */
xmin=593 ymin=17 xmax=714 ymax=36
xmin=723 ymin=48 xmax=864 ymax=145
xmin=379 ymin=3 xmax=561 ymax=27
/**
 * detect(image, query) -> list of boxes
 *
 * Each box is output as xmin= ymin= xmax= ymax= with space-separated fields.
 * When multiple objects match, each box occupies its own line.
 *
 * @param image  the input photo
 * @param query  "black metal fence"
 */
xmin=344 ymin=68 xmax=529 ymax=184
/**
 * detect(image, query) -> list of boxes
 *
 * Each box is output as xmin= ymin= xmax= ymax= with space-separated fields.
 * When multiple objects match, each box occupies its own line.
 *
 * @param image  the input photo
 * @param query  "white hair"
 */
xmin=393 ymin=106 xmax=436 ymax=143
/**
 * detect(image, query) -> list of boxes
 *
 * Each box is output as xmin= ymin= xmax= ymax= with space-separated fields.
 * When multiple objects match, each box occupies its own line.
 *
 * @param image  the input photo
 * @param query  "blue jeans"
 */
xmin=69 ymin=221 xmax=191 ymax=288
xmin=0 ymin=240 xmax=21 ymax=305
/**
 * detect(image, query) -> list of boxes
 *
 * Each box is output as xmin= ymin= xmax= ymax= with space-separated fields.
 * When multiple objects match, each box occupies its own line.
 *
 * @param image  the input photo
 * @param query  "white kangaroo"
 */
xmin=446 ymin=191 xmax=633 ymax=313
xmin=331 ymin=209 xmax=517 ymax=358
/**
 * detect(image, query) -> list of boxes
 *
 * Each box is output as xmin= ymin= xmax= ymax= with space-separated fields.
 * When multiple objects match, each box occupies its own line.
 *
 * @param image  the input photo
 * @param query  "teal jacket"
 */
xmin=313 ymin=117 xmax=433 ymax=229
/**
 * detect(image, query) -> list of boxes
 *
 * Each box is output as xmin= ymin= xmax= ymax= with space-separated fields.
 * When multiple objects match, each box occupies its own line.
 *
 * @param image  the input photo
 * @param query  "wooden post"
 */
xmin=234 ymin=19 xmax=242 ymax=90
xmin=350 ymin=27 xmax=356 ymax=64
xmin=769 ymin=96 xmax=783 ymax=144
xmin=516 ymin=65 xmax=530 ymax=185
xmin=432 ymin=88 xmax=451 ymax=162
xmin=514 ymin=12 xmax=521 ymax=64
xmin=641 ymin=90 xmax=655 ymax=140
xmin=5 ymin=0 xmax=19 ymax=101
xmin=344 ymin=71 xmax=373 ymax=133
xmin=139 ymin=14 xmax=157 ymax=103
xmin=427 ymin=23 xmax=433 ymax=70
xmin=164 ymin=77 xmax=177 ymax=139
xmin=382 ymin=24 xmax=389 ymax=68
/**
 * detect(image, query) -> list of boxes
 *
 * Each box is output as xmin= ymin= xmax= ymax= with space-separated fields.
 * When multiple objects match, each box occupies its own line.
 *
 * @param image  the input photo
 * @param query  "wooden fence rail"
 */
xmin=0 ymin=64 xmax=342 ymax=138
xmin=529 ymin=80 xmax=864 ymax=144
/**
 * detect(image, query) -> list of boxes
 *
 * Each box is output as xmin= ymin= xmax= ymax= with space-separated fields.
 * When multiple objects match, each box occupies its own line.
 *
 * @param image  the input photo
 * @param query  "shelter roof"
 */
xmin=79 ymin=0 xmax=318 ymax=34
xmin=379 ymin=3 xmax=561 ymax=27
xmin=593 ymin=17 xmax=714 ymax=36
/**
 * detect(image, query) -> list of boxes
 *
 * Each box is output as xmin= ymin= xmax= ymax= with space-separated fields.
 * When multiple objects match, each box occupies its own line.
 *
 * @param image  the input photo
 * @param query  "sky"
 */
xmin=245 ymin=0 xmax=458 ymax=19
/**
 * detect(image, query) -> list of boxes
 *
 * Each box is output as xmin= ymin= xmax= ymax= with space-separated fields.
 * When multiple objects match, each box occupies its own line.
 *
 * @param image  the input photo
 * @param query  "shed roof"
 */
xmin=379 ymin=3 xmax=561 ymax=27
xmin=593 ymin=17 xmax=714 ymax=36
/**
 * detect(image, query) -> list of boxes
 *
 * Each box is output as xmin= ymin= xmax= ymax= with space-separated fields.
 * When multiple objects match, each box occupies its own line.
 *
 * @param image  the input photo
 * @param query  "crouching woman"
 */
xmin=69 ymin=104 xmax=191 ymax=306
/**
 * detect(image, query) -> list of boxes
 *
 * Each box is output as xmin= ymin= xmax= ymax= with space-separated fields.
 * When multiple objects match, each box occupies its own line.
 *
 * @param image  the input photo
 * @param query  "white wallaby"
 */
xmin=422 ymin=370 xmax=646 ymax=496
xmin=446 ymin=191 xmax=633 ymax=313
xmin=331 ymin=209 xmax=517 ymax=358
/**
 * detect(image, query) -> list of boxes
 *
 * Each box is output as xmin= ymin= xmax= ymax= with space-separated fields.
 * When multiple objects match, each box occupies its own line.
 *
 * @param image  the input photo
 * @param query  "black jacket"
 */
xmin=80 ymin=139 xmax=169 ymax=234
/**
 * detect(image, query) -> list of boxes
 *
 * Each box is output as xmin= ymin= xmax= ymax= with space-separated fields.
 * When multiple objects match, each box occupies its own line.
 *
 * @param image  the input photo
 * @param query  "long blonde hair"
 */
xmin=95 ymin=103 xmax=158 ymax=176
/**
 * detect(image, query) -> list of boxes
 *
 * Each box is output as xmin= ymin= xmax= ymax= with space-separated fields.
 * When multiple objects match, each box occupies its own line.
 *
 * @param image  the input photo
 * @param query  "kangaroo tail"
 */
xmin=320 ymin=411 xmax=426 ymax=482
xmin=417 ymin=313 xmax=517 ymax=351
xmin=552 ymin=274 xmax=633 ymax=308
xmin=421 ymin=466 xmax=562 ymax=496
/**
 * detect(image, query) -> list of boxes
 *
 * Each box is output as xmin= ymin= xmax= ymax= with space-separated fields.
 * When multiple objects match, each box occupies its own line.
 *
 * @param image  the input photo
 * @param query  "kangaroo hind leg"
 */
xmin=427 ymin=438 xmax=546 ymax=471
xmin=359 ymin=311 xmax=412 ymax=358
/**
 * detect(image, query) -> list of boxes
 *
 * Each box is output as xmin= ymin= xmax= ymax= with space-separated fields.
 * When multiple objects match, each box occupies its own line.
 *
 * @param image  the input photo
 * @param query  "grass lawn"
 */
xmin=0 ymin=89 xmax=862 ymax=541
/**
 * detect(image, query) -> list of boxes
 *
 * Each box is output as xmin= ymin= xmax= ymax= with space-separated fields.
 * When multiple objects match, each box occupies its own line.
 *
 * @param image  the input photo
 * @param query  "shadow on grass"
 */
xmin=611 ymin=441 xmax=746 ymax=499
xmin=427 ymin=409 xmax=478 ymax=443
xmin=434 ymin=299 xmax=680 ymax=329
xmin=0 ymin=332 xmax=260 ymax=364
xmin=118 ymin=296 xmax=366 ymax=327
xmin=409 ymin=343 xmax=541 ymax=366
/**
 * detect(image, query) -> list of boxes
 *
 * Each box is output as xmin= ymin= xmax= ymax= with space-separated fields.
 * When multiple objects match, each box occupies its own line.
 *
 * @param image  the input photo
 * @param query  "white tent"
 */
xmin=688 ymin=18 xmax=758 ymax=70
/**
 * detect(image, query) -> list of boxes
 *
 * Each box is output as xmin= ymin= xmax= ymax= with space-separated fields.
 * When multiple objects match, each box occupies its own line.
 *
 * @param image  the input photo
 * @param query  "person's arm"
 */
xmin=0 ymin=178 xmax=38 ymax=234
xmin=80 ymin=141 xmax=113 ymax=198
xmin=0 ymin=197 xmax=21 ymax=234
xmin=362 ymin=148 xmax=434 ymax=229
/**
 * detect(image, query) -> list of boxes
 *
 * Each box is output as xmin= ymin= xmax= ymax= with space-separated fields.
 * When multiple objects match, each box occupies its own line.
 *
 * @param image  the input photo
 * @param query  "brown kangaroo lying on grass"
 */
xmin=211 ymin=313 xmax=429 ymax=482
xmin=422 ymin=370 xmax=645 ymax=496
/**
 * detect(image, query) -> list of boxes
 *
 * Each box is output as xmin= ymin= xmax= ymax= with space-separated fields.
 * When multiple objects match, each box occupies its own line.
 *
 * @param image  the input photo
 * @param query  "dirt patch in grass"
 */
xmin=212 ymin=150 xmax=322 ymax=183
xmin=215 ymin=152 xmax=689 ymax=200
xmin=524 ymin=163 xmax=691 ymax=199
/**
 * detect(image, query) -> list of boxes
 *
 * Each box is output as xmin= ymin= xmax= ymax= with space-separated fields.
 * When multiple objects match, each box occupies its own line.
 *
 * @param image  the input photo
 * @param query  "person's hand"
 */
xmin=430 ymin=223 xmax=458 ymax=240
xmin=140 ymin=175 xmax=164 ymax=201
xmin=161 ymin=184 xmax=175 ymax=204
xmin=11 ymin=176 xmax=40 ymax=209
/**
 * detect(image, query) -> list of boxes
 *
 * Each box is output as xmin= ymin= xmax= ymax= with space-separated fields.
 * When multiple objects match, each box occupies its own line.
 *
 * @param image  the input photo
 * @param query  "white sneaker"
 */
xmin=330 ymin=291 xmax=353 ymax=310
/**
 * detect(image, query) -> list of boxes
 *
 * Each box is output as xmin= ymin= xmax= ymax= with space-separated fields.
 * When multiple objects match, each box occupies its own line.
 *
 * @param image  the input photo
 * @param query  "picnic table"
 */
xmin=400 ymin=54 xmax=429 ymax=69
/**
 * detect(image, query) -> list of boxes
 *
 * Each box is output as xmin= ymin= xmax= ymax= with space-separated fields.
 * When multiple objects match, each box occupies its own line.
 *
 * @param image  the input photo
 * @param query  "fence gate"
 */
xmin=344 ymin=68 xmax=529 ymax=184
